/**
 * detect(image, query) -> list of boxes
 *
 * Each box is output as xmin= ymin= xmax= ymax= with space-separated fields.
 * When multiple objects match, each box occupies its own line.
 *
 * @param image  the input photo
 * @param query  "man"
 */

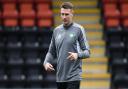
xmin=43 ymin=2 xmax=90 ymax=89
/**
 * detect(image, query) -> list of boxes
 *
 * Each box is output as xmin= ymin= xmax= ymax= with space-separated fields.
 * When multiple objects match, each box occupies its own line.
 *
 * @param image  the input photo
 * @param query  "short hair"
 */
xmin=61 ymin=2 xmax=74 ymax=9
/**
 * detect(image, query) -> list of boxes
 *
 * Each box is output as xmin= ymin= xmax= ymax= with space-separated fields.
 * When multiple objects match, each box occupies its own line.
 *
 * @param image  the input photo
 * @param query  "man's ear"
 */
xmin=71 ymin=9 xmax=74 ymax=14
xmin=70 ymin=13 xmax=73 ymax=16
xmin=71 ymin=10 xmax=74 ymax=16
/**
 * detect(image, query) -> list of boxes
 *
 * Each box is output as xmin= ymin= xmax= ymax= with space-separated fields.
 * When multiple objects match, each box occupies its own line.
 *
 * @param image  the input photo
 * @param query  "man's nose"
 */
xmin=63 ymin=15 xmax=66 ymax=19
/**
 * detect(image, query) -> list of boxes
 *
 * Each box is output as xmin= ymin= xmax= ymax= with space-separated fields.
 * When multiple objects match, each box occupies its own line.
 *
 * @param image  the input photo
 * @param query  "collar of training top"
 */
xmin=63 ymin=22 xmax=73 ymax=29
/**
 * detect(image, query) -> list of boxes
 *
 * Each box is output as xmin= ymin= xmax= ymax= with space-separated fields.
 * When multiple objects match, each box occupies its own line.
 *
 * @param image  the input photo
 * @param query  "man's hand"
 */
xmin=67 ymin=52 xmax=78 ymax=61
xmin=44 ymin=63 xmax=55 ymax=71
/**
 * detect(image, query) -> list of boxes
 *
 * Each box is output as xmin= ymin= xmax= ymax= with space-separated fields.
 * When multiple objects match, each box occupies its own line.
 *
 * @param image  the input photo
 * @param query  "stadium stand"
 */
xmin=0 ymin=0 xmax=55 ymax=88
xmin=102 ymin=0 xmax=128 ymax=89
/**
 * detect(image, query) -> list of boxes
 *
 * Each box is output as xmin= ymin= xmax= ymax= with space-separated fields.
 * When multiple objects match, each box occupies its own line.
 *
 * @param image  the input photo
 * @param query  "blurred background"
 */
xmin=0 ymin=0 xmax=128 ymax=89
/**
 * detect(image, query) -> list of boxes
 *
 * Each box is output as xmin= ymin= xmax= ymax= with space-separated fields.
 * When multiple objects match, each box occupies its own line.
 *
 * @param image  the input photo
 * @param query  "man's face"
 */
xmin=60 ymin=8 xmax=73 ymax=26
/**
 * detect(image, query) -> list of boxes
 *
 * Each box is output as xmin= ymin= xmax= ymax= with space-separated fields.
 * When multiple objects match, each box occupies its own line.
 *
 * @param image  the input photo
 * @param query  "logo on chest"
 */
xmin=69 ymin=33 xmax=74 ymax=38
xmin=57 ymin=34 xmax=61 ymax=40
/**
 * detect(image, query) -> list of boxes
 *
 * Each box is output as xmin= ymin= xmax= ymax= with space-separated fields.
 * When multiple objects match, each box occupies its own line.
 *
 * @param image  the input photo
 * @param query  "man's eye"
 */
xmin=61 ymin=13 xmax=64 ymax=16
xmin=65 ymin=14 xmax=69 ymax=16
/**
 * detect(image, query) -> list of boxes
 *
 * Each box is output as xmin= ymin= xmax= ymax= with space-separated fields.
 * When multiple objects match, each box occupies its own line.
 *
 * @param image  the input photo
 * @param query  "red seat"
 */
xmin=104 ymin=9 xmax=120 ymax=18
xmin=36 ymin=3 xmax=52 ymax=19
xmin=36 ymin=3 xmax=50 ymax=10
xmin=4 ymin=19 xmax=18 ymax=27
xmin=19 ymin=3 xmax=36 ymax=29
xmin=123 ymin=19 xmax=128 ymax=28
xmin=106 ymin=18 xmax=120 ymax=28
xmin=2 ymin=3 xmax=18 ymax=18
xmin=104 ymin=3 xmax=120 ymax=18
xmin=3 ymin=3 xmax=16 ymax=10
xmin=104 ymin=3 xmax=117 ymax=10
xmin=36 ymin=2 xmax=53 ymax=28
xmin=21 ymin=19 xmax=35 ymax=27
xmin=37 ymin=10 xmax=52 ymax=19
xmin=38 ymin=19 xmax=52 ymax=27
xmin=20 ymin=10 xmax=35 ymax=18
xmin=20 ymin=3 xmax=33 ymax=10
xmin=19 ymin=3 xmax=35 ymax=18
xmin=2 ymin=3 xmax=18 ymax=28
xmin=3 ymin=10 xmax=18 ymax=18
xmin=120 ymin=4 xmax=128 ymax=18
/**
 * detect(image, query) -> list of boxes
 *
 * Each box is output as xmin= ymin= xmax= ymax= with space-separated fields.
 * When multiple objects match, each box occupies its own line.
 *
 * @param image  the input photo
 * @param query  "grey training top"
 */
xmin=44 ymin=22 xmax=90 ymax=82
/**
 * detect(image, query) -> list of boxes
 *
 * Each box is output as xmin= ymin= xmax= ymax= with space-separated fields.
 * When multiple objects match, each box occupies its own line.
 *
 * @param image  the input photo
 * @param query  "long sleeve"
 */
xmin=77 ymin=26 xmax=90 ymax=59
xmin=43 ymin=33 xmax=56 ymax=65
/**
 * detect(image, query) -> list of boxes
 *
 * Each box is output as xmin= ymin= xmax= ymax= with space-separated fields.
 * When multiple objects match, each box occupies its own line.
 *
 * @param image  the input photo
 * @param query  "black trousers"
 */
xmin=57 ymin=81 xmax=80 ymax=89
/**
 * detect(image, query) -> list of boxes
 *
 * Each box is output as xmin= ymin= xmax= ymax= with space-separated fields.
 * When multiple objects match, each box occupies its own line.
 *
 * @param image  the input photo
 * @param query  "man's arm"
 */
xmin=77 ymin=26 xmax=90 ymax=59
xmin=43 ymin=33 xmax=56 ymax=71
xmin=67 ymin=26 xmax=90 ymax=60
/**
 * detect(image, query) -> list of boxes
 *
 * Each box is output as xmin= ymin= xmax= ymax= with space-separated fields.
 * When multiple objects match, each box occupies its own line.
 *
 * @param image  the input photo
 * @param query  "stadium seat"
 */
xmin=121 ymin=3 xmax=128 ymax=31
xmin=106 ymin=18 xmax=120 ymax=28
xmin=25 ymin=58 xmax=41 ymax=65
xmin=37 ymin=8 xmax=52 ymax=19
xmin=6 ymin=50 xmax=24 ymax=65
xmin=6 ymin=35 xmax=22 ymax=48
xmin=2 ymin=3 xmax=16 ymax=10
xmin=2 ymin=3 xmax=19 ymax=30
xmin=38 ymin=34 xmax=52 ymax=49
xmin=34 ymin=0 xmax=53 ymax=29
xmin=36 ymin=3 xmax=50 ymax=10
xmin=23 ymin=50 xmax=40 ymax=65
xmin=111 ymin=58 xmax=128 ymax=73
xmin=19 ymin=3 xmax=35 ymax=18
xmin=36 ymin=3 xmax=53 ymax=28
xmin=38 ymin=19 xmax=52 ymax=28
xmin=104 ymin=4 xmax=120 ymax=36
xmin=0 ymin=68 xmax=8 ymax=81
xmin=105 ymin=18 xmax=121 ymax=42
xmin=113 ymin=73 xmax=128 ymax=89
xmin=4 ymin=19 xmax=19 ymax=30
xmin=2 ymin=3 xmax=18 ymax=18
xmin=123 ymin=18 xmax=128 ymax=28
xmin=8 ymin=67 xmax=25 ymax=81
xmin=104 ymin=3 xmax=117 ymax=11
xmin=104 ymin=7 xmax=120 ymax=19
xmin=26 ymin=67 xmax=43 ymax=81
xmin=22 ymin=35 xmax=39 ymax=48
xmin=109 ymin=47 xmax=125 ymax=59
xmin=3 ymin=10 xmax=18 ymax=18
xmin=21 ymin=19 xmax=36 ymax=30
xmin=0 ymin=0 xmax=53 ymax=88
xmin=120 ymin=4 xmax=128 ymax=19
xmin=19 ymin=3 xmax=36 ymax=30
xmin=20 ymin=3 xmax=33 ymax=11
